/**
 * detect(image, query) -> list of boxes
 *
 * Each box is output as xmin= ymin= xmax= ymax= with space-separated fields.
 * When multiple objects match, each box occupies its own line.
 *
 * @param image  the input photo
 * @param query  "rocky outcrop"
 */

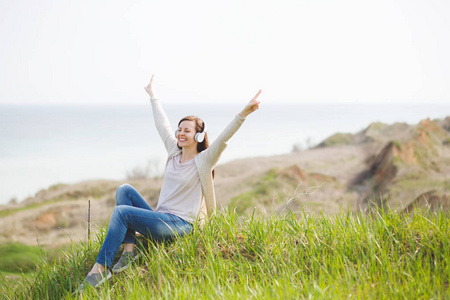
xmin=344 ymin=117 xmax=450 ymax=209
xmin=350 ymin=142 xmax=398 ymax=203
xmin=317 ymin=117 xmax=450 ymax=150
xmin=278 ymin=165 xmax=308 ymax=182
xmin=392 ymin=141 xmax=416 ymax=164
xmin=278 ymin=165 xmax=337 ymax=184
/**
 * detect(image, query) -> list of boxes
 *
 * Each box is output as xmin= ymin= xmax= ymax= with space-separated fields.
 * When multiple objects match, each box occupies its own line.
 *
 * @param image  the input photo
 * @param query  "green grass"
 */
xmin=1 ymin=208 xmax=449 ymax=299
xmin=229 ymin=167 xmax=325 ymax=214
xmin=229 ymin=169 xmax=281 ymax=213
xmin=0 ymin=243 xmax=45 ymax=273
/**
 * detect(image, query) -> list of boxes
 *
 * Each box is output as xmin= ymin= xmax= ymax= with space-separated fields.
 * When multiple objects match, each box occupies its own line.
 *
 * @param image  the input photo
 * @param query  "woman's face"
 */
xmin=177 ymin=120 xmax=198 ymax=148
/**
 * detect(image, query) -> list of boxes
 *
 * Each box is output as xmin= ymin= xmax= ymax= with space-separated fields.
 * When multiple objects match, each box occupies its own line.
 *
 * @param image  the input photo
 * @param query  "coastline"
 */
xmin=1 ymin=115 xmax=449 ymax=247
xmin=1 ymin=103 xmax=450 ymax=205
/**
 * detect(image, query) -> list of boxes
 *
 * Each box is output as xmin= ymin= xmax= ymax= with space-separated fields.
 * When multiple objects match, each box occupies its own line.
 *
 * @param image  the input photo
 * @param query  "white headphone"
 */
xmin=175 ymin=122 xmax=208 ymax=143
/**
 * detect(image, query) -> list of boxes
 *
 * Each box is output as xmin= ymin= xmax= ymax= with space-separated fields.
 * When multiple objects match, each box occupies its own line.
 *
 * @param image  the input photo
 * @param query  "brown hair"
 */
xmin=177 ymin=115 xmax=214 ymax=178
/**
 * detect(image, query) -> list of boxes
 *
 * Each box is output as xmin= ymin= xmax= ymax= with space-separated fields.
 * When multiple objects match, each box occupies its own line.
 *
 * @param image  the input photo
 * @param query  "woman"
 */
xmin=80 ymin=75 xmax=261 ymax=288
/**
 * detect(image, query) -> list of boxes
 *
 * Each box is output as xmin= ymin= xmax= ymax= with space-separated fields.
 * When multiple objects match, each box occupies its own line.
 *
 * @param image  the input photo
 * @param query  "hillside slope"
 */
xmin=1 ymin=116 xmax=449 ymax=246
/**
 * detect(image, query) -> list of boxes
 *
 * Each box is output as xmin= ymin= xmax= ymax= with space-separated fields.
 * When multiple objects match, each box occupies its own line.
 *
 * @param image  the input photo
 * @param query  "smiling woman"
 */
xmin=176 ymin=116 xmax=208 ymax=154
xmin=78 ymin=75 xmax=261 ymax=289
xmin=176 ymin=115 xmax=214 ymax=177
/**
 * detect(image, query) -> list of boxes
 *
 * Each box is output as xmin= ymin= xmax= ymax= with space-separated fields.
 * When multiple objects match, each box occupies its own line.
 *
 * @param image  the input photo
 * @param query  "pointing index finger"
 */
xmin=252 ymin=89 xmax=262 ymax=102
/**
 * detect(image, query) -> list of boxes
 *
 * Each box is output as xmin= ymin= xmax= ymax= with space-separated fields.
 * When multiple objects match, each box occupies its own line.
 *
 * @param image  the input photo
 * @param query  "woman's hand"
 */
xmin=239 ymin=90 xmax=261 ymax=118
xmin=144 ymin=75 xmax=156 ymax=98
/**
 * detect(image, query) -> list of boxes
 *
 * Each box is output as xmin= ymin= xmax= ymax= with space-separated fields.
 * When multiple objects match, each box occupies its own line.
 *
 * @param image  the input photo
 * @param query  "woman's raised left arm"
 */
xmin=203 ymin=90 xmax=262 ymax=167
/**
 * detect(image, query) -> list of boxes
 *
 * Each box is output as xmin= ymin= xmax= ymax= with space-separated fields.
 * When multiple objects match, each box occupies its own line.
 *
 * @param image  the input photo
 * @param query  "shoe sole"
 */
xmin=111 ymin=254 xmax=139 ymax=273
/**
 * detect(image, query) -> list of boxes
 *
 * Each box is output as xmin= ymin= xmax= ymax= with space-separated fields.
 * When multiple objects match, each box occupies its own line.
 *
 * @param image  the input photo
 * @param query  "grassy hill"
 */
xmin=1 ymin=116 xmax=449 ymax=298
xmin=1 ymin=117 xmax=449 ymax=248
xmin=1 ymin=209 xmax=449 ymax=299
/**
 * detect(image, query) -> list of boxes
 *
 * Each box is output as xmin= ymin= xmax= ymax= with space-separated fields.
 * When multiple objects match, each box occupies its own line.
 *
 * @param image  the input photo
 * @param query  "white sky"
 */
xmin=1 ymin=0 xmax=449 ymax=105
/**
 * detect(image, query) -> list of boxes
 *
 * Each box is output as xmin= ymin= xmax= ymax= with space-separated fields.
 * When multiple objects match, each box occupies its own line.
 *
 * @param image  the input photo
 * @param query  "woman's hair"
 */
xmin=177 ymin=115 xmax=214 ymax=178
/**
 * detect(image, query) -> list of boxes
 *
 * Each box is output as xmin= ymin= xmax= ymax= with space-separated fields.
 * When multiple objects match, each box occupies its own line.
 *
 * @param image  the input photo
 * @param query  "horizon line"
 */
xmin=1 ymin=101 xmax=450 ymax=106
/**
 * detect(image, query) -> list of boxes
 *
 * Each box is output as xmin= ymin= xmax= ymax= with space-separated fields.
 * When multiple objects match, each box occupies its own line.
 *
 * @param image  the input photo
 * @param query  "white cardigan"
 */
xmin=150 ymin=97 xmax=246 ymax=222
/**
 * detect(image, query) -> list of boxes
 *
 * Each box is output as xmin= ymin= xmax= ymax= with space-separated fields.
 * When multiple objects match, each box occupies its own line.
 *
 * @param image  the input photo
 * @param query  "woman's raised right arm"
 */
xmin=144 ymin=75 xmax=178 ymax=154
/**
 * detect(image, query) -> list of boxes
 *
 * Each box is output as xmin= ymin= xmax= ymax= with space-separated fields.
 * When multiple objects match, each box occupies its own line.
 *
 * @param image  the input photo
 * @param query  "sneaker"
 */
xmin=79 ymin=268 xmax=112 ymax=290
xmin=112 ymin=249 xmax=140 ymax=273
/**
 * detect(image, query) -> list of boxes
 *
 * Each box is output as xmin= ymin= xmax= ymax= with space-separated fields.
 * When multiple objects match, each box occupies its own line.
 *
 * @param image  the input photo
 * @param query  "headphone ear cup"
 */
xmin=195 ymin=132 xmax=205 ymax=143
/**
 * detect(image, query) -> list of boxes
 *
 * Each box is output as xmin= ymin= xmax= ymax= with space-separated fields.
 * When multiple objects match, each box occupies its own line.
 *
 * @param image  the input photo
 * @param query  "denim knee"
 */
xmin=113 ymin=205 xmax=127 ymax=220
xmin=115 ymin=183 xmax=133 ymax=205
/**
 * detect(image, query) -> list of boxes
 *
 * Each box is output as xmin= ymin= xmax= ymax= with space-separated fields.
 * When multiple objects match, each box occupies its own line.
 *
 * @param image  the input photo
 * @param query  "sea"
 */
xmin=1 ymin=103 xmax=449 ymax=205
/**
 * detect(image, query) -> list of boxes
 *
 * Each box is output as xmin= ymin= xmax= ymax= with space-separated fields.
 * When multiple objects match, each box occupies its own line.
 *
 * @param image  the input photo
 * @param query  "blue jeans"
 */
xmin=96 ymin=184 xmax=192 ymax=267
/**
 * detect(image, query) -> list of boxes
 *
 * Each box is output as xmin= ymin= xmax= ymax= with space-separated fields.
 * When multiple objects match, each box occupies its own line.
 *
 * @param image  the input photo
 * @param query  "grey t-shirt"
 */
xmin=155 ymin=154 xmax=202 ymax=223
